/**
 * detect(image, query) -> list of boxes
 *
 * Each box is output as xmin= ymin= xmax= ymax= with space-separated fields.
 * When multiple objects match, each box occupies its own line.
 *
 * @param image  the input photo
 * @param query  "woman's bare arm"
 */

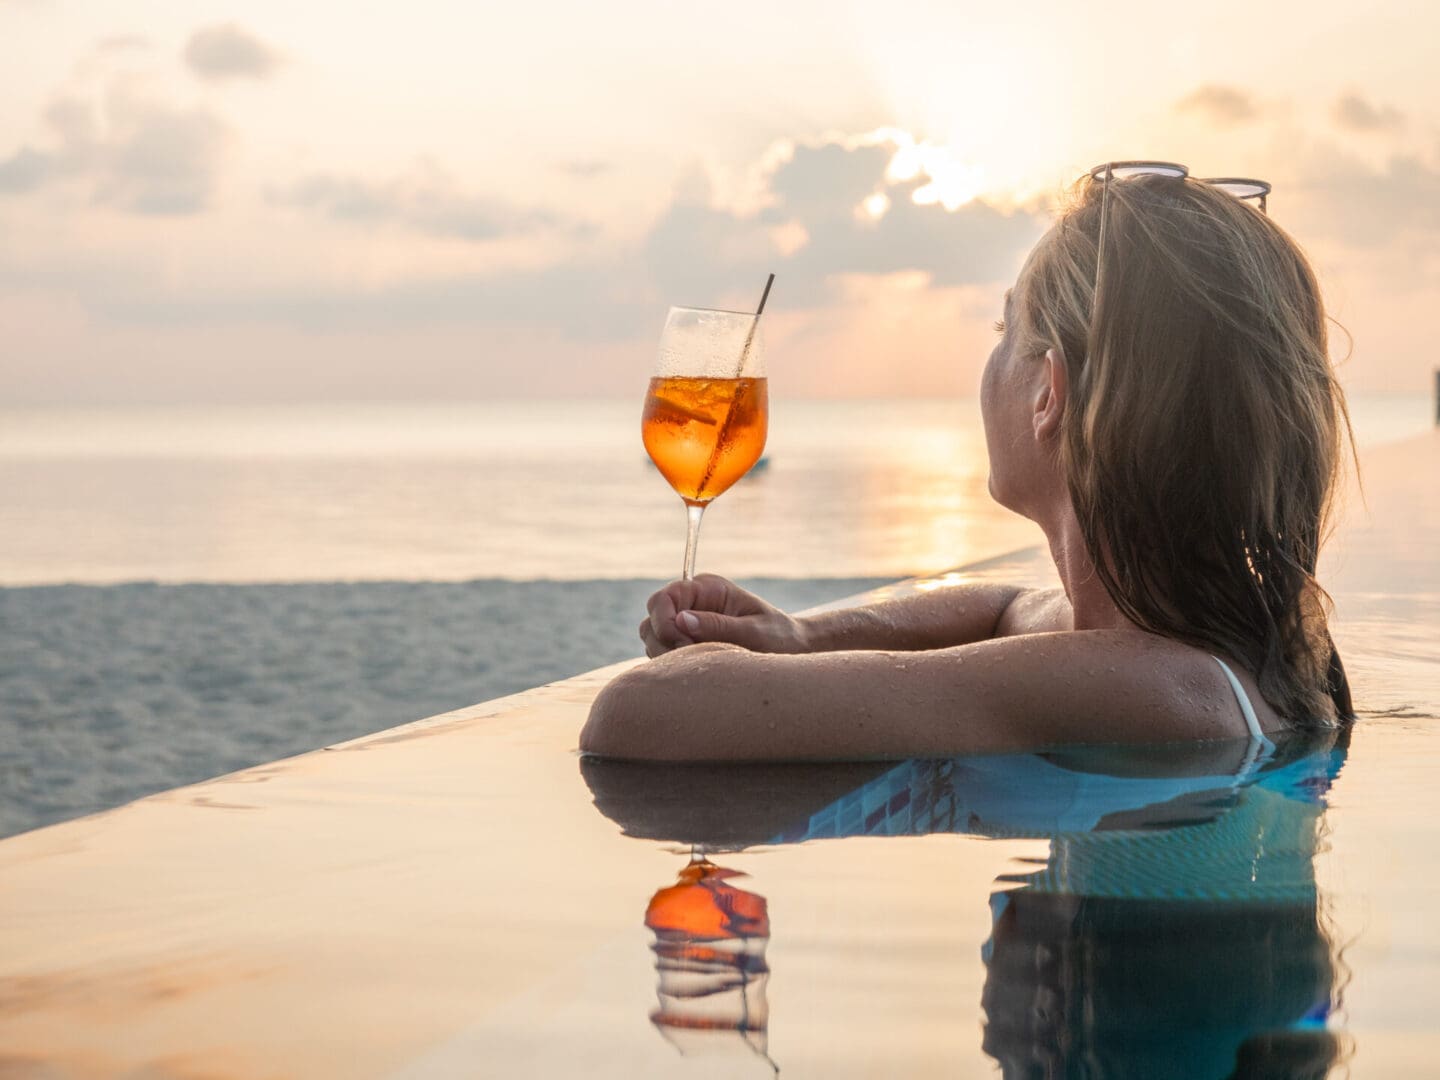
xmin=793 ymin=582 xmax=1051 ymax=651
xmin=582 ymin=629 xmax=1243 ymax=763
xmin=641 ymin=574 xmax=1069 ymax=657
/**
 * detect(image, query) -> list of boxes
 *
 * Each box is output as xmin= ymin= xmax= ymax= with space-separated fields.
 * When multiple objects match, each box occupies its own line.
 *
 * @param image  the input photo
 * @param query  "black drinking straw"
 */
xmin=735 ymin=273 xmax=775 ymax=376
xmin=757 ymin=273 xmax=775 ymax=315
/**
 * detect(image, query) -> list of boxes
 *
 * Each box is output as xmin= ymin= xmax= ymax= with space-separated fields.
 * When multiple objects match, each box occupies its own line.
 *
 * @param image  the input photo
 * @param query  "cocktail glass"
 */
xmin=641 ymin=306 xmax=769 ymax=580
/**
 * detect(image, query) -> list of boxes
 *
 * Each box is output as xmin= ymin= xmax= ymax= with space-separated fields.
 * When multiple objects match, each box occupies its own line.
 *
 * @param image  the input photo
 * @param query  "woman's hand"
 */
xmin=640 ymin=574 xmax=808 ymax=658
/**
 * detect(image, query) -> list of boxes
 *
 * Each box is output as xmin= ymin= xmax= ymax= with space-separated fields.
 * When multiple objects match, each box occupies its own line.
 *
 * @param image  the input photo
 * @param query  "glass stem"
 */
xmin=682 ymin=500 xmax=707 ymax=581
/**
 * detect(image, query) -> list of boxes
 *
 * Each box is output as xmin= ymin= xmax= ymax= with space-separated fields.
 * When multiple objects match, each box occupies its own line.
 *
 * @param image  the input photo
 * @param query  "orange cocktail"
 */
xmin=642 ymin=376 xmax=768 ymax=504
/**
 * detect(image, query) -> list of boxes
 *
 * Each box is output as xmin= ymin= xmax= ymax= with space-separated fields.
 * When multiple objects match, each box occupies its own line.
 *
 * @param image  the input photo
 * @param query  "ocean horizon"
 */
xmin=1 ymin=394 xmax=1429 ymax=587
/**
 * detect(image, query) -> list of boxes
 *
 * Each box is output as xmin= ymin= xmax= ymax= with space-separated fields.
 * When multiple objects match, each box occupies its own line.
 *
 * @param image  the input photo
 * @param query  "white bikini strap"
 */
xmin=1213 ymin=656 xmax=1273 ymax=749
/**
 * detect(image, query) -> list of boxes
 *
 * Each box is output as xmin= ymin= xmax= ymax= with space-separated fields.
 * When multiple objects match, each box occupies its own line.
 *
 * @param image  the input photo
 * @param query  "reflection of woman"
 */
xmin=981 ymin=735 xmax=1350 ymax=1079
xmin=582 ymin=165 xmax=1354 ymax=761
xmin=583 ymin=734 xmax=1350 ymax=1078
xmin=984 ymin=892 xmax=1339 ymax=1080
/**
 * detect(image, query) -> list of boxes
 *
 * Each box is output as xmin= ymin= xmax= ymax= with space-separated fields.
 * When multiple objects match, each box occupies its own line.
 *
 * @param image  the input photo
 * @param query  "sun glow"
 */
xmin=860 ymin=191 xmax=891 ymax=220
xmin=828 ymin=127 xmax=1002 ymax=213
xmin=883 ymin=134 xmax=988 ymax=210
xmin=756 ymin=126 xmax=1027 ymax=227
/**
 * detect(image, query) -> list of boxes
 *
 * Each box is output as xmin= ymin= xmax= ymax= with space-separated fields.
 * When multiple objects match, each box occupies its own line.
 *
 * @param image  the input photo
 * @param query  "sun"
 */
xmin=847 ymin=128 xmax=991 ymax=213
xmin=888 ymin=139 xmax=988 ymax=210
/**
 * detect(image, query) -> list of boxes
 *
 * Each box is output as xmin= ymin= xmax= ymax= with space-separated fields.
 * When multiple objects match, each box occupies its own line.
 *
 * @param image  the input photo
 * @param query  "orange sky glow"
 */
xmin=1 ymin=0 xmax=1436 ymax=404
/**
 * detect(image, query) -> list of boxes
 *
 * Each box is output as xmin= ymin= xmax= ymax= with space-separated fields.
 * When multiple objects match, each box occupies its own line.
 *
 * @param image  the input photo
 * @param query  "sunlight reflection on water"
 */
xmin=0 ymin=399 xmax=1035 ymax=583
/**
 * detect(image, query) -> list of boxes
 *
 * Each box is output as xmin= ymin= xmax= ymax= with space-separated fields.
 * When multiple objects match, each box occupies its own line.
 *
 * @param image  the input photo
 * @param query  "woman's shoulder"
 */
xmin=940 ymin=629 xmax=1266 ymax=746
xmin=993 ymin=591 xmax=1285 ymax=741
xmin=996 ymin=587 xmax=1072 ymax=637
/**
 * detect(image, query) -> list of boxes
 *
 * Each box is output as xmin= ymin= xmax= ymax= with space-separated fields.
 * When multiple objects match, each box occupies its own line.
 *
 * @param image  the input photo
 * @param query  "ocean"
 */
xmin=0 ymin=398 xmax=1039 ymax=585
xmin=0 ymin=395 xmax=1431 ymax=838
xmin=2 ymin=396 xmax=1428 ymax=585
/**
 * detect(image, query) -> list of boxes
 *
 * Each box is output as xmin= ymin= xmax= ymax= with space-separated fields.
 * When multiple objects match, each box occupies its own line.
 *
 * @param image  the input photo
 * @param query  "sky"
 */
xmin=1 ymin=0 xmax=1437 ymax=404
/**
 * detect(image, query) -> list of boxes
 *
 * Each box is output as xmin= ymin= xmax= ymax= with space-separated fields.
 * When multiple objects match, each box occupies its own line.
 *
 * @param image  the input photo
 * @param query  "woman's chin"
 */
xmin=987 ymin=474 xmax=1016 ymax=513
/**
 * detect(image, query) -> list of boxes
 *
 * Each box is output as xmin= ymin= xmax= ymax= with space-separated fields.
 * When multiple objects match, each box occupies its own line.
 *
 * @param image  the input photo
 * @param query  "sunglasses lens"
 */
xmin=1115 ymin=164 xmax=1186 ymax=180
xmin=1204 ymin=178 xmax=1271 ymax=201
xmin=1090 ymin=161 xmax=1188 ymax=182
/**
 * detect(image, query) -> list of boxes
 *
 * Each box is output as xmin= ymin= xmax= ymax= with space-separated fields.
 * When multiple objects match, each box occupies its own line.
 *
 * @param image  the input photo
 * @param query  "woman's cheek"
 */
xmin=979 ymin=346 xmax=1000 ymax=425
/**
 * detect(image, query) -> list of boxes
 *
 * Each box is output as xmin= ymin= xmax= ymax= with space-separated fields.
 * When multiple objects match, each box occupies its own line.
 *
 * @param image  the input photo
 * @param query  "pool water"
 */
xmin=581 ymin=734 xmax=1349 ymax=1078
xmin=0 ymin=433 xmax=1435 ymax=1078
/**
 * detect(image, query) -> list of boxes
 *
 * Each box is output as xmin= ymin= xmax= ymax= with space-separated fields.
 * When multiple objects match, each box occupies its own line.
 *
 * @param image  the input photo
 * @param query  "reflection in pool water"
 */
xmin=644 ymin=855 xmax=777 ymax=1070
xmin=585 ymin=732 xmax=1351 ymax=1079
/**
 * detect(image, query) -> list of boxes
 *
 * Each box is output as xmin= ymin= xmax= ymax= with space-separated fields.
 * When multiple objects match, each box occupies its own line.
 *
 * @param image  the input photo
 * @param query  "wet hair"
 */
xmin=1013 ymin=173 xmax=1354 ymax=728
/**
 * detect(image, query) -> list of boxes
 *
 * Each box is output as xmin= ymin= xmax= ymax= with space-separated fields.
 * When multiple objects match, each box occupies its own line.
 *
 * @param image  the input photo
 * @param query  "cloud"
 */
xmin=0 ymin=85 xmax=225 ymax=214
xmin=269 ymin=169 xmax=555 ymax=241
xmin=1175 ymin=84 xmax=1258 ymax=127
xmin=0 ymin=147 xmax=50 ymax=192
xmin=183 ymin=24 xmax=281 ymax=82
xmin=1332 ymin=93 xmax=1403 ymax=133
xmin=768 ymin=140 xmax=1045 ymax=286
xmin=767 ymin=141 xmax=892 ymax=219
xmin=1299 ymin=153 xmax=1440 ymax=248
xmin=64 ymin=255 xmax=647 ymax=341
xmin=637 ymin=137 xmax=1045 ymax=308
xmin=97 ymin=132 xmax=1047 ymax=338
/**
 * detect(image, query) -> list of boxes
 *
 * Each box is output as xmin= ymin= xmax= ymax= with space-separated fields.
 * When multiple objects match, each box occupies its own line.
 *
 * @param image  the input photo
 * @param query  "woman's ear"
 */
xmin=1033 ymin=346 xmax=1068 ymax=441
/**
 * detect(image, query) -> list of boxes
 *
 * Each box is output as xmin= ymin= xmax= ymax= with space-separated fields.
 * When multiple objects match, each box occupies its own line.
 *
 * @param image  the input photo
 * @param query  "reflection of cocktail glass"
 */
xmin=645 ymin=852 xmax=776 ymax=1070
xmin=642 ymin=304 xmax=769 ymax=581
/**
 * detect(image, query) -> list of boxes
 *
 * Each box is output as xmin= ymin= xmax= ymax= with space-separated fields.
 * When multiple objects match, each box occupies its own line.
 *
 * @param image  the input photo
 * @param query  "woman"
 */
xmin=581 ymin=163 xmax=1354 ymax=762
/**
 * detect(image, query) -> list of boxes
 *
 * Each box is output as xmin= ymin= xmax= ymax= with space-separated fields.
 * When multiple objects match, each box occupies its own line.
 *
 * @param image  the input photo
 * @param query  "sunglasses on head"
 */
xmin=1086 ymin=160 xmax=1270 ymax=210
xmin=1085 ymin=160 xmax=1272 ymax=306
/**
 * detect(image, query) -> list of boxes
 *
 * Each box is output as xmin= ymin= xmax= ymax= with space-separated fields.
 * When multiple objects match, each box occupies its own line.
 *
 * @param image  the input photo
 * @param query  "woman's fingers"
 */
xmin=645 ymin=577 xmax=735 ymax=649
xmin=640 ymin=615 xmax=694 ymax=657
xmin=676 ymin=607 xmax=759 ymax=649
xmin=645 ymin=590 xmax=691 ymax=651
xmin=641 ymin=574 xmax=801 ymax=656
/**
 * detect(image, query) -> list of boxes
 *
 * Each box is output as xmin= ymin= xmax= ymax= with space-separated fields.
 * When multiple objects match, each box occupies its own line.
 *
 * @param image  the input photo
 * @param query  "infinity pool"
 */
xmin=0 ymin=433 xmax=1435 ymax=1078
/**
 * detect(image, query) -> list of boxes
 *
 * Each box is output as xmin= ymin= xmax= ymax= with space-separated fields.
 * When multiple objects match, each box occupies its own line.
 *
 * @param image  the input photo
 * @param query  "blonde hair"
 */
xmin=1015 ymin=174 xmax=1353 ymax=727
